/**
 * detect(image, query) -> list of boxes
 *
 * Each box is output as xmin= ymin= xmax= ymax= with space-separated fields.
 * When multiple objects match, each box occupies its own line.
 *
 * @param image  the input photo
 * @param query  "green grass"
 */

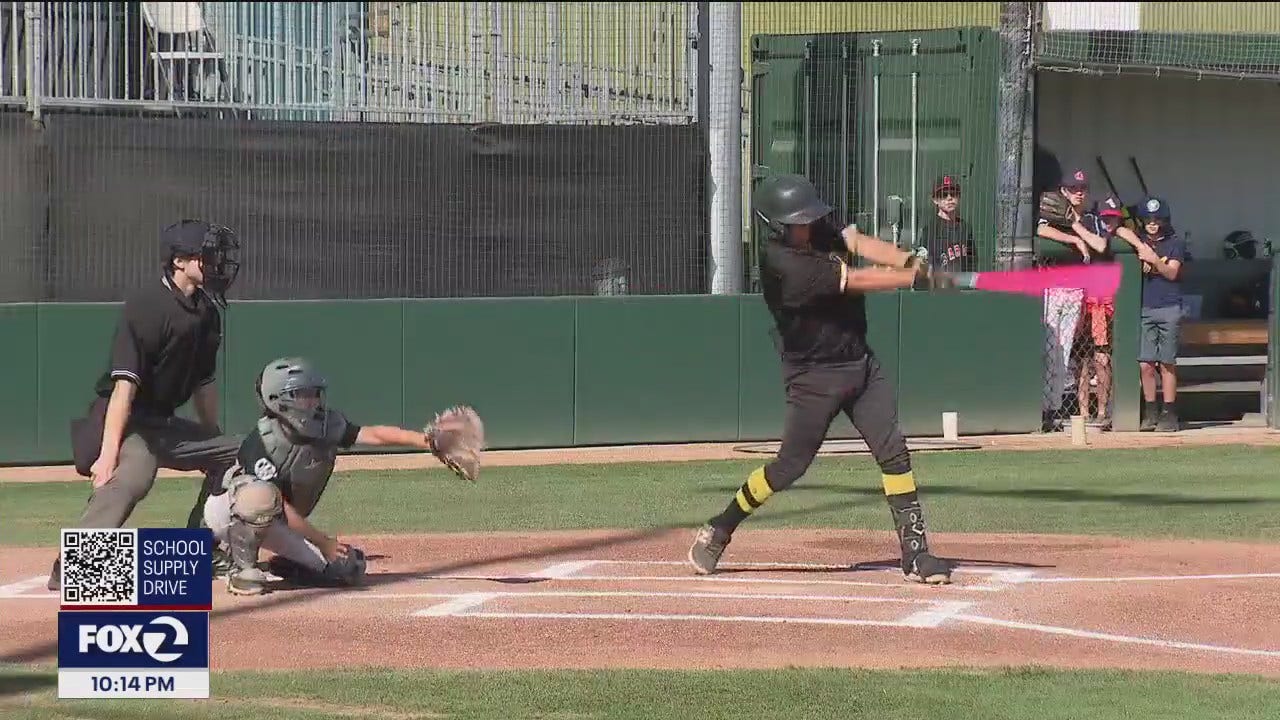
xmin=3 ymin=666 xmax=1279 ymax=720
xmin=5 ymin=446 xmax=1280 ymax=719
xmin=4 ymin=445 xmax=1280 ymax=547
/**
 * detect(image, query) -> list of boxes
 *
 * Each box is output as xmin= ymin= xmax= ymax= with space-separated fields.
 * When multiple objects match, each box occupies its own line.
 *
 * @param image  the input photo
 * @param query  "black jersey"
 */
xmin=759 ymin=235 xmax=869 ymax=366
xmin=95 ymin=274 xmax=223 ymax=418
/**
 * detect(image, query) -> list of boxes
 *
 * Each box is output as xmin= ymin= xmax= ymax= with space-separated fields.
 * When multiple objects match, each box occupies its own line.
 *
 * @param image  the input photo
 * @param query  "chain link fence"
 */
xmin=1 ymin=2 xmax=697 ymax=123
xmin=1034 ymin=1 xmax=1280 ymax=81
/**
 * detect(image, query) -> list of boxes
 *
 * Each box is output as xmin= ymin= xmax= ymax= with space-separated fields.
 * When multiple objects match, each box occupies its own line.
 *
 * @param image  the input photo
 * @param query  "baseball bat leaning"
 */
xmin=1129 ymin=156 xmax=1151 ymax=197
xmin=1096 ymin=155 xmax=1138 ymax=230
xmin=955 ymin=262 xmax=1122 ymax=302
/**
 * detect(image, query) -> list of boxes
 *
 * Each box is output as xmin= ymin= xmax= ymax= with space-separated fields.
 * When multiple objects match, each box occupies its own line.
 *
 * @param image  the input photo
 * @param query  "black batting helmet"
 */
xmin=753 ymin=174 xmax=834 ymax=233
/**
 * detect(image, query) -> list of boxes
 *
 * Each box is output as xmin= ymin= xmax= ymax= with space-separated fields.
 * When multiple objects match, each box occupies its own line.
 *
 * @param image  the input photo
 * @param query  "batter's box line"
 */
xmin=406 ymin=590 xmax=976 ymax=629
xmin=477 ymin=559 xmax=1024 ymax=592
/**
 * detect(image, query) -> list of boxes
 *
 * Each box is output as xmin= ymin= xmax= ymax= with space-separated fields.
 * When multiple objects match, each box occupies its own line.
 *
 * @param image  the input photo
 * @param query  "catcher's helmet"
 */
xmin=161 ymin=219 xmax=241 ymax=308
xmin=256 ymin=357 xmax=329 ymax=441
xmin=754 ymin=174 xmax=834 ymax=232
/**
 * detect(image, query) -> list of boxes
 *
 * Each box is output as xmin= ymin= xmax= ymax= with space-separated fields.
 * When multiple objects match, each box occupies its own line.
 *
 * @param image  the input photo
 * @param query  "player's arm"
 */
xmin=192 ymin=383 xmax=220 ymax=432
xmin=840 ymin=264 xmax=923 ymax=293
xmin=280 ymin=500 xmax=347 ymax=561
xmin=1072 ymin=219 xmax=1109 ymax=254
xmin=93 ymin=300 xmax=157 ymax=484
xmin=1147 ymin=239 xmax=1185 ymax=281
xmin=1036 ymin=221 xmax=1090 ymax=258
xmin=839 ymin=225 xmax=917 ymax=268
xmin=191 ymin=310 xmax=222 ymax=432
xmin=354 ymin=424 xmax=431 ymax=450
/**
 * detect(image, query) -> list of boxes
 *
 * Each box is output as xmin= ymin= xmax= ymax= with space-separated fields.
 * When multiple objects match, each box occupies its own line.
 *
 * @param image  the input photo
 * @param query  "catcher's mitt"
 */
xmin=424 ymin=405 xmax=485 ymax=482
xmin=1038 ymin=191 xmax=1074 ymax=227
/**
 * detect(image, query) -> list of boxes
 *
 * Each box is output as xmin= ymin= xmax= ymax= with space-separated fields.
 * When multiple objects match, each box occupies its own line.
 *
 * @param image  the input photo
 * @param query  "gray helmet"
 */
xmin=753 ymin=174 xmax=834 ymax=232
xmin=256 ymin=357 xmax=328 ymax=441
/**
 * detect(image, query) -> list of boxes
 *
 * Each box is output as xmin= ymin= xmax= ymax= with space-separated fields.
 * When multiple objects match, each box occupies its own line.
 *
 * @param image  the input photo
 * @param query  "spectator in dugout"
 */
xmin=916 ymin=174 xmax=976 ymax=272
xmin=1035 ymin=169 xmax=1111 ymax=431
xmin=1073 ymin=195 xmax=1126 ymax=430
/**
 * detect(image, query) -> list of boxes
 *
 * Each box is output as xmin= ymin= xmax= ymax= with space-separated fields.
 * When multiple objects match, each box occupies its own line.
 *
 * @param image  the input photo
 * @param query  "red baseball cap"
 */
xmin=1099 ymin=195 xmax=1125 ymax=217
xmin=1061 ymin=169 xmax=1089 ymax=188
xmin=933 ymin=174 xmax=961 ymax=196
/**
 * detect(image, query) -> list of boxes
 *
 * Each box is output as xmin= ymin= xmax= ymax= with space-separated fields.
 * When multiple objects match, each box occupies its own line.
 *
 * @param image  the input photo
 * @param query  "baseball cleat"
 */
xmin=226 ymin=567 xmax=271 ymax=596
xmin=904 ymin=552 xmax=953 ymax=585
xmin=687 ymin=523 xmax=732 ymax=575
xmin=211 ymin=544 xmax=234 ymax=578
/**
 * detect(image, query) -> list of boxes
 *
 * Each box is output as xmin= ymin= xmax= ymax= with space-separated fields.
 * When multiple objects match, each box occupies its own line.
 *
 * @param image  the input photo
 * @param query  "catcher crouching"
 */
xmin=204 ymin=356 xmax=485 ymax=595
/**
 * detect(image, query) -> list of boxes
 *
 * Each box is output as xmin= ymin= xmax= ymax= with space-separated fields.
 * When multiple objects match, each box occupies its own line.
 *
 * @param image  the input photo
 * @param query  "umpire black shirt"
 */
xmin=760 ymin=235 xmax=869 ymax=366
xmin=93 ymin=274 xmax=223 ymax=419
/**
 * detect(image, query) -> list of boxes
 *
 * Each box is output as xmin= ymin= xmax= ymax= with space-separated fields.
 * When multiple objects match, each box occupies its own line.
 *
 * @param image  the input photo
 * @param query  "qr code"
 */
xmin=61 ymin=529 xmax=139 ymax=605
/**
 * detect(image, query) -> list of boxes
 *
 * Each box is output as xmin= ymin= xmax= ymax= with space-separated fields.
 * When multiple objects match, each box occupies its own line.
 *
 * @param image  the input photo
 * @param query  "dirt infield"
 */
xmin=3 ymin=424 xmax=1277 ymax=484
xmin=3 ymin=529 xmax=1278 ymax=676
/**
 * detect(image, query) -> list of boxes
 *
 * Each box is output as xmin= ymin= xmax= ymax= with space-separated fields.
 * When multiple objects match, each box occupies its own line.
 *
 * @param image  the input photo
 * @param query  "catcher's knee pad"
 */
xmin=229 ymin=480 xmax=283 ymax=529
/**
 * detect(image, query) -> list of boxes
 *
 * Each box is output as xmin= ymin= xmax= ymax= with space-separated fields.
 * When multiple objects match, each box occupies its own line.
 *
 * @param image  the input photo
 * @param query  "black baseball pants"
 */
xmin=767 ymin=352 xmax=910 ymax=490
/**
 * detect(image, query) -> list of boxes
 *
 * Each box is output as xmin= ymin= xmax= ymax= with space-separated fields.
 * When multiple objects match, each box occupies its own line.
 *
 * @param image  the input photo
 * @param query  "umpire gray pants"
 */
xmin=74 ymin=416 xmax=241 ymax=530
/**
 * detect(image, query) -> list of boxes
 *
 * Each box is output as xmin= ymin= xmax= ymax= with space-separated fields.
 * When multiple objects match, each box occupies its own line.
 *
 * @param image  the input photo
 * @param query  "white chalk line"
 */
xmin=363 ymin=589 xmax=950 ymax=605
xmin=953 ymin=613 xmax=1280 ymax=659
xmin=598 ymin=559 xmax=1023 ymax=577
xmin=529 ymin=560 xmax=601 ymax=579
xmin=412 ymin=572 xmax=1005 ymax=592
xmin=1009 ymin=572 xmax=1280 ymax=584
xmin=0 ymin=576 xmax=54 ymax=598
xmin=414 ymin=592 xmax=499 ymax=617
xmin=898 ymin=601 xmax=977 ymax=629
xmin=437 ymin=610 xmax=925 ymax=629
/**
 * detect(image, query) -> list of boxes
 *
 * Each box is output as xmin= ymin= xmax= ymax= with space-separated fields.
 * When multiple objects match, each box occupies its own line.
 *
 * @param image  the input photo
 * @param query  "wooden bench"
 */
xmin=1175 ymin=319 xmax=1270 ymax=417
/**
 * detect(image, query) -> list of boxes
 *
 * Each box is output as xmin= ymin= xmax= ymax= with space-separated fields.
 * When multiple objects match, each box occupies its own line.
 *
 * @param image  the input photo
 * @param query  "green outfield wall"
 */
xmin=0 ymin=289 xmax=1061 ymax=465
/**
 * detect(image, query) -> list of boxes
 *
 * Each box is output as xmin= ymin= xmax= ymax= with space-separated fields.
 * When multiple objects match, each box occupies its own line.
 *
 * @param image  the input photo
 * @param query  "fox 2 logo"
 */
xmin=59 ymin=611 xmax=209 ymax=670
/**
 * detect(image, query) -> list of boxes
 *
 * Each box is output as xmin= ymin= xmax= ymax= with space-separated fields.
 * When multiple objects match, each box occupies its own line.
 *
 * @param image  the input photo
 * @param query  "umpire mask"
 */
xmin=256 ymin=357 xmax=329 ymax=442
xmin=200 ymin=224 xmax=241 ymax=308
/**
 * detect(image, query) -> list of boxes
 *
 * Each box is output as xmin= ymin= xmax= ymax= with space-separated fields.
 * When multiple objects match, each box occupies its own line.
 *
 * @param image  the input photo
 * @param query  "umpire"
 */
xmin=688 ymin=174 xmax=956 ymax=585
xmin=47 ymin=220 xmax=243 ymax=591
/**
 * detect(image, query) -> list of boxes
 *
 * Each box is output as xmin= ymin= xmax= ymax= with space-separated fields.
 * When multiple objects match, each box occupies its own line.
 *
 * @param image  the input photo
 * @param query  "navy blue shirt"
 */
xmin=1141 ymin=233 xmax=1186 ymax=309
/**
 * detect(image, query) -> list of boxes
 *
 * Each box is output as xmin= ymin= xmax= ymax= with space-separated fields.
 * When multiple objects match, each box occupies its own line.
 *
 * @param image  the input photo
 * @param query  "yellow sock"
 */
xmin=733 ymin=468 xmax=775 ymax=514
xmin=881 ymin=470 xmax=917 ymax=498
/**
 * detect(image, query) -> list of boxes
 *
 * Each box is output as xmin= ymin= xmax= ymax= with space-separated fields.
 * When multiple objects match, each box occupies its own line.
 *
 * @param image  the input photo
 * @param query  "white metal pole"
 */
xmin=872 ymin=39 xmax=881 ymax=242
xmin=25 ymin=1 xmax=42 ymax=120
xmin=910 ymin=38 xmax=920 ymax=250
xmin=708 ymin=1 xmax=742 ymax=294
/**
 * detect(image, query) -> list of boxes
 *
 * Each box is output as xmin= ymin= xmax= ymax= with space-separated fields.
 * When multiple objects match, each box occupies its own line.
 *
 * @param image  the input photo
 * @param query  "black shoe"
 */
xmin=687 ymin=523 xmax=732 ymax=575
xmin=1157 ymin=407 xmax=1179 ymax=432
xmin=47 ymin=557 xmax=61 ymax=592
xmin=1140 ymin=404 xmax=1158 ymax=432
xmin=904 ymin=551 xmax=953 ymax=585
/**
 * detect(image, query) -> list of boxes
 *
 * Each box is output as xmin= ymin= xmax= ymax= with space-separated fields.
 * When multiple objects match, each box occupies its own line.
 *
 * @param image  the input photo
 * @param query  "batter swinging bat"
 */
xmin=955 ymin=262 xmax=1122 ymax=302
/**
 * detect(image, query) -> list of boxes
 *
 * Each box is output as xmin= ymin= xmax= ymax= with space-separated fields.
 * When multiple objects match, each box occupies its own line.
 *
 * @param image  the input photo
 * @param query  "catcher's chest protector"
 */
xmin=248 ymin=415 xmax=340 ymax=517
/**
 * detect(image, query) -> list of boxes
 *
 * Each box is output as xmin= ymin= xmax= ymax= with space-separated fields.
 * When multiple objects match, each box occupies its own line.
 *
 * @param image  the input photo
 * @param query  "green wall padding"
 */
xmin=0 ymin=305 xmax=40 ymax=463
xmin=403 ymin=298 xmax=576 ymax=449
xmin=2 ymin=293 xmax=1050 ymax=465
xmin=574 ymin=296 xmax=742 ymax=445
xmin=35 ymin=304 xmax=119 ymax=461
xmin=222 ymin=301 xmax=405 ymax=436
xmin=897 ymin=291 xmax=1042 ymax=435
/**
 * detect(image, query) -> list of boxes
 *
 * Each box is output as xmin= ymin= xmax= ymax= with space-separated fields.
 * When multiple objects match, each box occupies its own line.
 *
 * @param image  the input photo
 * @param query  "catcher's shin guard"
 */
xmin=225 ymin=521 xmax=270 ymax=595
xmin=883 ymin=473 xmax=952 ymax=585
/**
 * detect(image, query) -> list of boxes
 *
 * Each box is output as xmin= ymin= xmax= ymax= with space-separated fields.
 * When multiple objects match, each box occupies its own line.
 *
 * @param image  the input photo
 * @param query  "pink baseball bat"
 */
xmin=955 ymin=262 xmax=1122 ymax=302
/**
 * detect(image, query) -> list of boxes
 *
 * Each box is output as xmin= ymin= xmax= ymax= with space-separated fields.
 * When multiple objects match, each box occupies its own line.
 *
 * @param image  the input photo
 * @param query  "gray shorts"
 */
xmin=1139 ymin=304 xmax=1182 ymax=365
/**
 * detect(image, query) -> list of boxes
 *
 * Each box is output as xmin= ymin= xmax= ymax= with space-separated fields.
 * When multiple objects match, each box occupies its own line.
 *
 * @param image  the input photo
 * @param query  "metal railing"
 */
xmin=1 ymin=1 xmax=698 ymax=124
